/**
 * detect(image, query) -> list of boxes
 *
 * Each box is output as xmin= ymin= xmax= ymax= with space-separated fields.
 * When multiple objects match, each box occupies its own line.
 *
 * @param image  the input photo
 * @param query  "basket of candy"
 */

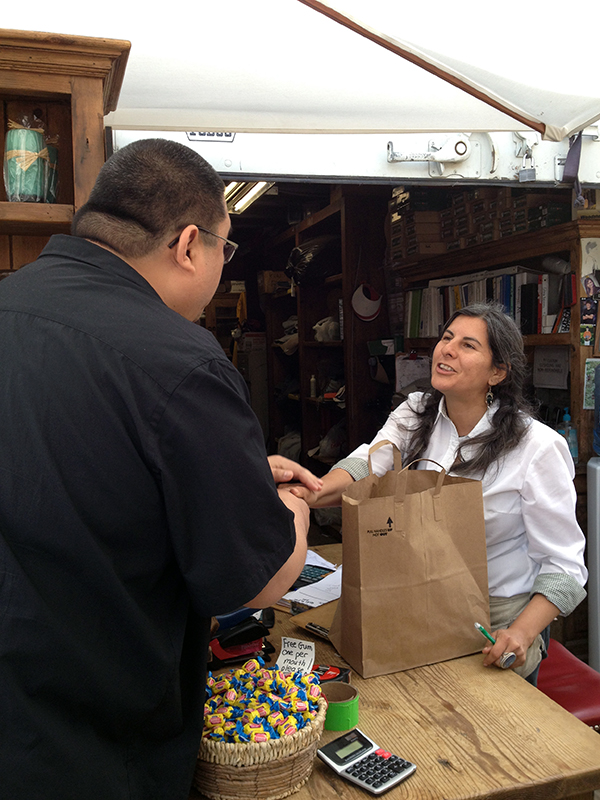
xmin=194 ymin=658 xmax=327 ymax=800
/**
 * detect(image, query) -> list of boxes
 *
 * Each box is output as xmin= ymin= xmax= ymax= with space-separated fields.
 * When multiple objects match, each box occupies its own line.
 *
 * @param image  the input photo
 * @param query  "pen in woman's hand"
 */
xmin=474 ymin=621 xmax=496 ymax=645
xmin=475 ymin=622 xmax=516 ymax=668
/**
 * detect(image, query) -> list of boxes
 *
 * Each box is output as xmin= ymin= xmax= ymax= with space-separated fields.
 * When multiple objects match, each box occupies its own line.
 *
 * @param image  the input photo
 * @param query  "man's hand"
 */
xmin=267 ymin=455 xmax=323 ymax=493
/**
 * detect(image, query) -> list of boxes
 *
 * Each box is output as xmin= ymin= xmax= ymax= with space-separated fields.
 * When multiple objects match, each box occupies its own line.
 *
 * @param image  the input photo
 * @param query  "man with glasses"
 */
xmin=0 ymin=139 xmax=320 ymax=799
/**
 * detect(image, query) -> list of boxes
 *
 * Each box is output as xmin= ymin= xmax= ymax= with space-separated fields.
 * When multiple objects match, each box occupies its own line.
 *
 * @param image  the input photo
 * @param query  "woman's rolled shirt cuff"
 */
xmin=532 ymin=572 xmax=587 ymax=616
xmin=329 ymin=457 xmax=369 ymax=481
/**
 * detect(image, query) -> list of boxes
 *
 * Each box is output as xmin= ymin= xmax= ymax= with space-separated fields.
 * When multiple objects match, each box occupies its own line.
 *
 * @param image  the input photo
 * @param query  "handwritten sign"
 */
xmin=277 ymin=637 xmax=315 ymax=675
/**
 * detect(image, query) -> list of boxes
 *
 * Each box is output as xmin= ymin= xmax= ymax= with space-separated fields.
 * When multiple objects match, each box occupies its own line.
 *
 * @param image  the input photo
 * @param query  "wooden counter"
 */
xmin=192 ymin=545 xmax=600 ymax=800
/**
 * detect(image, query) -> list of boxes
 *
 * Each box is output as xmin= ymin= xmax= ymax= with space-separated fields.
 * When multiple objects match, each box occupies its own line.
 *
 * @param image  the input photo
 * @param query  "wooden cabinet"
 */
xmin=0 ymin=29 xmax=129 ymax=270
xmin=263 ymin=186 xmax=391 ymax=470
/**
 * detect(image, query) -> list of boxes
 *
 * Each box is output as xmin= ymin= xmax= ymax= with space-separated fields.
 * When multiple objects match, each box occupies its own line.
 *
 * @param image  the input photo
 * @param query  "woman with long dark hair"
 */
xmin=290 ymin=302 xmax=587 ymax=685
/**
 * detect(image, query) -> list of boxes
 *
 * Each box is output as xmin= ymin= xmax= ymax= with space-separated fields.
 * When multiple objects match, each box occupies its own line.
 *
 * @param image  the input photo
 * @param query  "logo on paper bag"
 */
xmin=367 ymin=517 xmax=393 ymax=537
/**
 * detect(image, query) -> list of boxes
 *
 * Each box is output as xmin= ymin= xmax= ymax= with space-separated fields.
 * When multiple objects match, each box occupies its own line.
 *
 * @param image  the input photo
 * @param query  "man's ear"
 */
xmin=171 ymin=225 xmax=199 ymax=273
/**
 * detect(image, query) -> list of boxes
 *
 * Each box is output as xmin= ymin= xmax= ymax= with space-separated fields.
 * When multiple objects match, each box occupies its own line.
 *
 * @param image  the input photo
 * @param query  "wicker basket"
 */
xmin=194 ymin=697 xmax=327 ymax=800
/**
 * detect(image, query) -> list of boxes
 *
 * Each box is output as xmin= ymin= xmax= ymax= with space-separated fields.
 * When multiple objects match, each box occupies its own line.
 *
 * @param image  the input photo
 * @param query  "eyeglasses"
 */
xmin=167 ymin=224 xmax=238 ymax=264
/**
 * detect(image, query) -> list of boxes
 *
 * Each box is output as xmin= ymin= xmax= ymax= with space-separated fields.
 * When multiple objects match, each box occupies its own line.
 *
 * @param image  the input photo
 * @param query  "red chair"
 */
xmin=537 ymin=638 xmax=600 ymax=731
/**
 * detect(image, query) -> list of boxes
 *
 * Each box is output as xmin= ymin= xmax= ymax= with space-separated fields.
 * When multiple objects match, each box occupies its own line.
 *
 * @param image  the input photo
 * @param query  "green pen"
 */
xmin=474 ymin=621 xmax=496 ymax=644
xmin=474 ymin=622 xmax=517 ymax=668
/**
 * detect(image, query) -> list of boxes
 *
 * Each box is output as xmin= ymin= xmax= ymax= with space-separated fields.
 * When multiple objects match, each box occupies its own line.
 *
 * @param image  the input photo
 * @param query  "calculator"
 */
xmin=292 ymin=564 xmax=333 ymax=589
xmin=317 ymin=728 xmax=416 ymax=794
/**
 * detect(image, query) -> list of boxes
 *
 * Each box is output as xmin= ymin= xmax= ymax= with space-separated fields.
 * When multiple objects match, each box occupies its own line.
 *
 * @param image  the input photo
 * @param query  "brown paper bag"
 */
xmin=329 ymin=441 xmax=490 ymax=678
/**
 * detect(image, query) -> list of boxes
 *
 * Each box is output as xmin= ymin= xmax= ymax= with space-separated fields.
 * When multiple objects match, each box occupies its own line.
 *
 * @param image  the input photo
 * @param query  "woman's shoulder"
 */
xmin=516 ymin=415 xmax=572 ymax=459
xmin=390 ymin=391 xmax=429 ymax=419
xmin=521 ymin=415 xmax=563 ymax=442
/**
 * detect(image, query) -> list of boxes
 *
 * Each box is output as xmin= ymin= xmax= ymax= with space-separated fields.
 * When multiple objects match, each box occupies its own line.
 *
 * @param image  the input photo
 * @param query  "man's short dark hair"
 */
xmin=72 ymin=138 xmax=226 ymax=258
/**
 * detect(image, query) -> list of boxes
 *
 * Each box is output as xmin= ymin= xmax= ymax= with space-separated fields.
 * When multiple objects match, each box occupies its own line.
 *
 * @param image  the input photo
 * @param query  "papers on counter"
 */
xmin=276 ymin=551 xmax=341 ymax=611
xmin=281 ymin=567 xmax=342 ymax=609
xmin=305 ymin=550 xmax=338 ymax=570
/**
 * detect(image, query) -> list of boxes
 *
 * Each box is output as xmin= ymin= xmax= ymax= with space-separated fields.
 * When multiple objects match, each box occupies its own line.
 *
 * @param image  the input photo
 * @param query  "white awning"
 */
xmin=3 ymin=0 xmax=600 ymax=142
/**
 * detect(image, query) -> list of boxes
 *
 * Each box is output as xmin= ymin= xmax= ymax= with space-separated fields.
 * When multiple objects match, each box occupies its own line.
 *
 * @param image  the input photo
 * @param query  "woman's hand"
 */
xmin=481 ymin=627 xmax=531 ymax=669
xmin=280 ymin=483 xmax=322 ymax=506
xmin=481 ymin=594 xmax=559 ymax=670
xmin=267 ymin=455 xmax=323 ymax=493
xmin=284 ymin=467 xmax=355 ymax=509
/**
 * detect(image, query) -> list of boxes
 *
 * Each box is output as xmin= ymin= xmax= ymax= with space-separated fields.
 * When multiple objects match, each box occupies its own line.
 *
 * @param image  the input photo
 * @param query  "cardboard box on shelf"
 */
xmin=405 ymin=242 xmax=447 ymax=257
xmin=237 ymin=333 xmax=266 ymax=352
xmin=404 ymin=222 xmax=442 ymax=237
xmin=257 ymin=270 xmax=292 ymax=294
xmin=216 ymin=279 xmax=246 ymax=293
xmin=401 ymin=210 xmax=441 ymax=224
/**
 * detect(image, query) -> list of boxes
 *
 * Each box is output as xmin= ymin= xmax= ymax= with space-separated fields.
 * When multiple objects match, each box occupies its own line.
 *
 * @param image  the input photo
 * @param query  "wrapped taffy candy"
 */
xmin=203 ymin=657 xmax=321 ymax=742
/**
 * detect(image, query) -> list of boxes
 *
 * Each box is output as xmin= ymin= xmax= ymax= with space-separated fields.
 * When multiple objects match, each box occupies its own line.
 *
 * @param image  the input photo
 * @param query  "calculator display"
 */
xmin=336 ymin=739 xmax=365 ymax=760
xmin=319 ymin=729 xmax=372 ymax=766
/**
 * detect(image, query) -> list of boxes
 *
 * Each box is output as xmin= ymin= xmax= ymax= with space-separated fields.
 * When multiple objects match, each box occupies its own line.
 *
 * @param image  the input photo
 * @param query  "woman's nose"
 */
xmin=440 ymin=339 xmax=455 ymax=356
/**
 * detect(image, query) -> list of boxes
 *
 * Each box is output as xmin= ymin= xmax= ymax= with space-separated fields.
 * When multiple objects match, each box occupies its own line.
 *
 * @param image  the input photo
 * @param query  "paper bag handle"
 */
xmin=400 ymin=458 xmax=447 ymax=494
xmin=367 ymin=439 xmax=402 ymax=475
xmin=395 ymin=458 xmax=447 ymax=525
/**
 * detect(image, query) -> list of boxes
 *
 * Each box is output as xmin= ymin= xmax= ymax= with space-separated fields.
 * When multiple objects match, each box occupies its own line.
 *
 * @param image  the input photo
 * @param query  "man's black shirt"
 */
xmin=0 ymin=236 xmax=294 ymax=799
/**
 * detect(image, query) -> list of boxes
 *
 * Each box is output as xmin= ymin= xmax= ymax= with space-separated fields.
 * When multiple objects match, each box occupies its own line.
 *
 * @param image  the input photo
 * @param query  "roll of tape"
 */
xmin=322 ymin=682 xmax=359 ymax=731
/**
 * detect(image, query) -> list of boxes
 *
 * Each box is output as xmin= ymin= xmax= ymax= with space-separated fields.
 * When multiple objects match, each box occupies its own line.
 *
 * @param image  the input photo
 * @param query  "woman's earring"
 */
xmin=485 ymin=386 xmax=494 ymax=408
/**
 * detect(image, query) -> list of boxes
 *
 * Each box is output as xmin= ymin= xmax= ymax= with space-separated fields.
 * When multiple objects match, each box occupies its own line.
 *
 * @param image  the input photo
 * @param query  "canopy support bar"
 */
xmin=297 ymin=0 xmax=546 ymax=138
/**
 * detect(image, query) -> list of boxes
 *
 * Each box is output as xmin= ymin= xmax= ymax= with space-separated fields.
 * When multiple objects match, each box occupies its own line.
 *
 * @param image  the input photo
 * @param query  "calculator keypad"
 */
xmin=304 ymin=566 xmax=331 ymax=580
xmin=294 ymin=565 xmax=332 ymax=587
xmin=342 ymin=750 xmax=416 ymax=794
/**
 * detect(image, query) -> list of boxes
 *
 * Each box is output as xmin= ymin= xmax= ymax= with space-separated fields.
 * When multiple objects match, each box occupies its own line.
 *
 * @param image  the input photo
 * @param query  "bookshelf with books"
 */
xmin=394 ymin=217 xmax=600 ymax=463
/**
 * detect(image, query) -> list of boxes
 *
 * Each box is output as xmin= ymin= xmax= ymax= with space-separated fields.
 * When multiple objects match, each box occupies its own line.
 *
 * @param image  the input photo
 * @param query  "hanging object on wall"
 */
xmin=352 ymin=282 xmax=382 ymax=321
xmin=285 ymin=235 xmax=341 ymax=286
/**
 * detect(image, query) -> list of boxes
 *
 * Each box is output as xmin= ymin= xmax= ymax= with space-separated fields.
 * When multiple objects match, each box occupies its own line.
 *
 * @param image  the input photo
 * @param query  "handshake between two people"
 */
xmin=267 ymin=455 xmax=323 ymax=495
xmin=268 ymin=456 xmax=354 ymax=509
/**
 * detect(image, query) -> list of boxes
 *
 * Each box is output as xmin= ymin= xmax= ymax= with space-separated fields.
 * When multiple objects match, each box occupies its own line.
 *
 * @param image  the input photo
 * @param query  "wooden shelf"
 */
xmin=405 ymin=332 xmax=573 ymax=350
xmin=0 ymin=201 xmax=73 ymax=235
xmin=296 ymin=198 xmax=342 ymax=235
xmin=395 ymin=220 xmax=593 ymax=287
xmin=395 ymin=215 xmax=600 ymax=464
xmin=523 ymin=333 xmax=572 ymax=347
xmin=263 ymin=187 xmax=390 ymax=457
